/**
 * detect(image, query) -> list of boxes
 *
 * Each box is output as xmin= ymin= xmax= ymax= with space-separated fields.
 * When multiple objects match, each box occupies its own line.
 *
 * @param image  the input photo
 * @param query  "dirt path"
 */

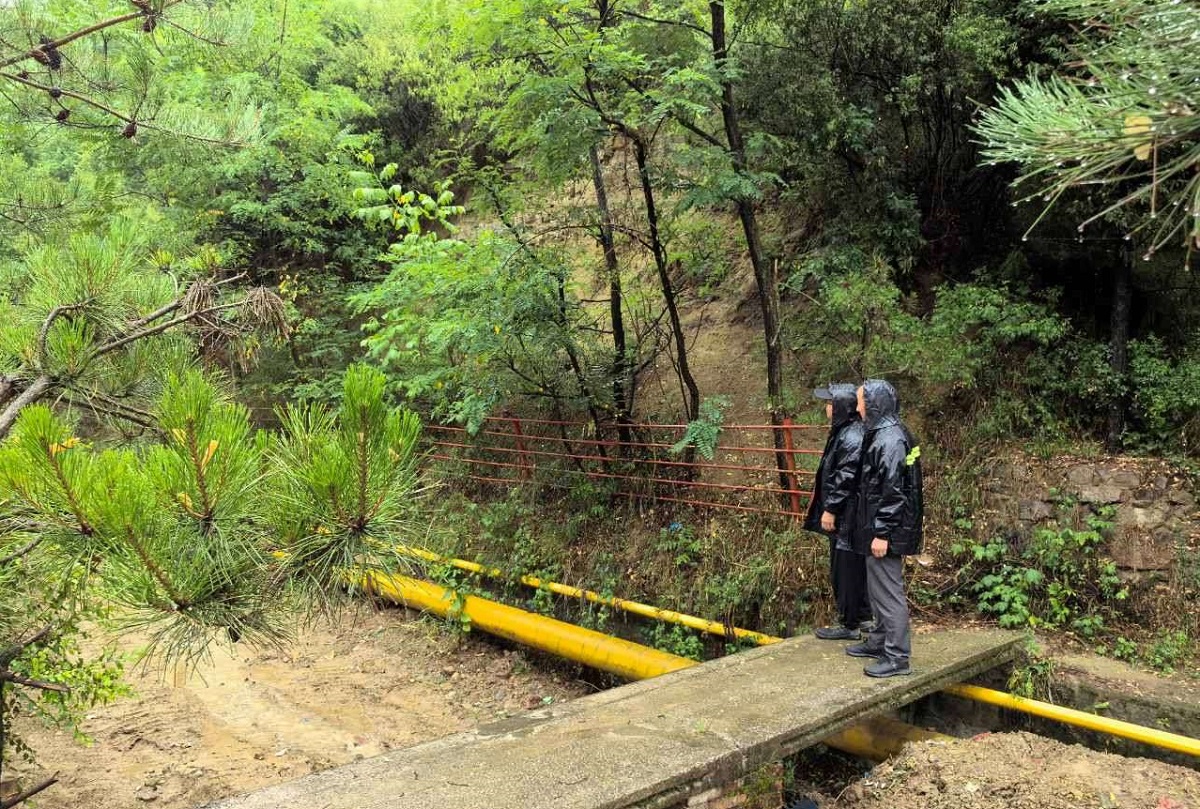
xmin=832 ymin=731 xmax=1200 ymax=809
xmin=9 ymin=607 xmax=587 ymax=809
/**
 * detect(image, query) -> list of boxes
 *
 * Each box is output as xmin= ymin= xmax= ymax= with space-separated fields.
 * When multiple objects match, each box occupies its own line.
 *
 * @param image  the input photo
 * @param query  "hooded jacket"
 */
xmin=852 ymin=379 xmax=924 ymax=556
xmin=804 ymin=384 xmax=864 ymax=551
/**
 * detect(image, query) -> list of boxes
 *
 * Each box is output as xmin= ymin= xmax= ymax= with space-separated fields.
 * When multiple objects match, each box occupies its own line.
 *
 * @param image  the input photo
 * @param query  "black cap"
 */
xmin=812 ymin=385 xmax=836 ymax=400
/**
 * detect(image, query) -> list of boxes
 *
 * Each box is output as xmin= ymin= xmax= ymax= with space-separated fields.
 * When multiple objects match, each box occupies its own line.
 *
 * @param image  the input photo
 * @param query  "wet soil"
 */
xmin=7 ymin=607 xmax=587 ymax=809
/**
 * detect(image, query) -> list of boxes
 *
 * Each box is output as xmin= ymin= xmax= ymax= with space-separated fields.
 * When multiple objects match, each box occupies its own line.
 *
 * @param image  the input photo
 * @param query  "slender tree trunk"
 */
xmin=589 ymin=145 xmax=633 ymax=448
xmin=709 ymin=1 xmax=789 ymax=492
xmin=631 ymin=136 xmax=700 ymax=422
xmin=0 ymin=376 xmax=53 ymax=440
xmin=1107 ymin=245 xmax=1134 ymax=451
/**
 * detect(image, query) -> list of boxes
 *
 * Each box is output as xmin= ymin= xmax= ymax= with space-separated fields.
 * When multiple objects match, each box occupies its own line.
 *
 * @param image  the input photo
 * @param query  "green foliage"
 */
xmin=0 ymin=365 xmax=425 ymax=778
xmin=950 ymin=506 xmax=1128 ymax=631
xmin=670 ymin=397 xmax=729 ymax=461
xmin=976 ymin=0 xmax=1200 ymax=256
xmin=271 ymin=364 xmax=425 ymax=605
xmin=1007 ymin=642 xmax=1054 ymax=699
xmin=643 ymin=622 xmax=705 ymax=662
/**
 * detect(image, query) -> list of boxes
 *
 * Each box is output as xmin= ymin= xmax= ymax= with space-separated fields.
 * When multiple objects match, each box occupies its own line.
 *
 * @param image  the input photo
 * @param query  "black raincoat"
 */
xmin=852 ymin=379 xmax=924 ymax=556
xmin=804 ymin=384 xmax=864 ymax=551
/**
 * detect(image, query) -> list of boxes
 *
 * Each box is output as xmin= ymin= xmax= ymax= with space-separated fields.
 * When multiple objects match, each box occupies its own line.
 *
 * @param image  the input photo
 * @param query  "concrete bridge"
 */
xmin=211 ymin=629 xmax=1019 ymax=809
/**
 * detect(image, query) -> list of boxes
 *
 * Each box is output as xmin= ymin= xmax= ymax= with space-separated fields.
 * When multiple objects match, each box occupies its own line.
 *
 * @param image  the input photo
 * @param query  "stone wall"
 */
xmin=978 ymin=454 xmax=1198 ymax=573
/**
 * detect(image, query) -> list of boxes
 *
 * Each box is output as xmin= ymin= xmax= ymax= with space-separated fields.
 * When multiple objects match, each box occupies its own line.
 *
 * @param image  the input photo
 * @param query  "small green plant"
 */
xmin=1145 ymin=630 xmax=1192 ymax=673
xmin=951 ymin=510 xmax=1128 ymax=632
xmin=670 ymin=397 xmax=729 ymax=460
xmin=644 ymin=623 xmax=704 ymax=661
xmin=1106 ymin=636 xmax=1138 ymax=662
xmin=653 ymin=524 xmax=703 ymax=569
xmin=1008 ymin=642 xmax=1054 ymax=699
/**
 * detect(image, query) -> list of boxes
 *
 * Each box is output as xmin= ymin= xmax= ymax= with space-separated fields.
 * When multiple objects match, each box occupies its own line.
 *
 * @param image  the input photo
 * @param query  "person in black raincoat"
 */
xmin=845 ymin=378 xmax=923 ymax=678
xmin=804 ymin=384 xmax=872 ymax=640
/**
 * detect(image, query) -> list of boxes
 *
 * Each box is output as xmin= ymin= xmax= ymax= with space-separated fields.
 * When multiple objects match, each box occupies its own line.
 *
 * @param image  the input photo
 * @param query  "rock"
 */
xmin=135 ymin=786 xmax=160 ymax=802
xmin=1079 ymin=486 xmax=1123 ymax=505
xmin=1019 ymin=499 xmax=1054 ymax=523
xmin=487 ymin=658 xmax=514 ymax=679
xmin=1167 ymin=489 xmax=1195 ymax=507
xmin=1119 ymin=506 xmax=1168 ymax=530
xmin=1099 ymin=468 xmax=1143 ymax=488
xmin=1067 ymin=465 xmax=1098 ymax=487
xmin=997 ymin=462 xmax=1031 ymax=481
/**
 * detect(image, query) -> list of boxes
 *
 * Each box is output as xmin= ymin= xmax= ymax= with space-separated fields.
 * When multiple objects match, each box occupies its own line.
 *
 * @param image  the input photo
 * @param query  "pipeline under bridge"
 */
xmin=209 ymin=619 xmax=1019 ymax=809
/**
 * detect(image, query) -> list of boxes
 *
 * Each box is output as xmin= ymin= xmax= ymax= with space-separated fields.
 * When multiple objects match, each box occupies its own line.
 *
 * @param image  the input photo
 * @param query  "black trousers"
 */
xmin=829 ymin=540 xmax=873 ymax=629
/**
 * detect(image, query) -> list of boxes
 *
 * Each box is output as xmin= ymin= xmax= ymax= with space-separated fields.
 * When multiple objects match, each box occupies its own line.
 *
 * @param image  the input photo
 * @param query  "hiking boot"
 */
xmin=845 ymin=643 xmax=884 ymax=659
xmin=814 ymin=625 xmax=860 ymax=641
xmin=864 ymin=658 xmax=912 ymax=678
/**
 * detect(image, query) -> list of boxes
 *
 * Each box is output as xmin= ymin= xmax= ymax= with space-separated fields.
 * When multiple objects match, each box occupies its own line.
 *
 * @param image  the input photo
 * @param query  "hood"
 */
xmin=829 ymin=383 xmax=860 ymax=431
xmin=862 ymin=378 xmax=900 ymax=430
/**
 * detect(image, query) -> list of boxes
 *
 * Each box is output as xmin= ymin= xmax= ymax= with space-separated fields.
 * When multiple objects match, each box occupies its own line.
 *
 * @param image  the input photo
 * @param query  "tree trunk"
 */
xmin=631 ymin=136 xmax=700 ymax=422
xmin=1107 ymin=245 xmax=1133 ymax=451
xmin=589 ymin=144 xmax=633 ymax=448
xmin=709 ymin=1 xmax=790 ymax=492
xmin=0 ymin=376 xmax=53 ymax=441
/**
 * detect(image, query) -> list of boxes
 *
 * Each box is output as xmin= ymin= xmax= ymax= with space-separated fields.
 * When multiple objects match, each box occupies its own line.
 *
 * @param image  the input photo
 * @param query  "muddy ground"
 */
xmin=8 ymin=606 xmax=587 ymax=809
xmin=823 ymin=731 xmax=1200 ymax=809
xmin=10 ymin=609 xmax=1200 ymax=809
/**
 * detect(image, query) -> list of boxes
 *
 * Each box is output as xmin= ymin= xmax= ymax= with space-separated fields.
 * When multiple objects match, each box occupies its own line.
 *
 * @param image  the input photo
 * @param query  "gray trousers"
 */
xmin=865 ymin=554 xmax=911 ymax=662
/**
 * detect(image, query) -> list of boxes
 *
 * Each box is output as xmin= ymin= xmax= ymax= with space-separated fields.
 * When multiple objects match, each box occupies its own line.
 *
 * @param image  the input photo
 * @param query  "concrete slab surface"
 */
xmin=208 ymin=629 xmax=1019 ymax=809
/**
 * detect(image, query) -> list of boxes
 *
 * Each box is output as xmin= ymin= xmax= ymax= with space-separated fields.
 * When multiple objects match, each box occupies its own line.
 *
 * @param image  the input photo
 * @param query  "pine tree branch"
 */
xmin=89 ymin=300 xmax=246 ymax=361
xmin=38 ymin=301 xmax=92 ymax=370
xmin=45 ymin=447 xmax=94 ymax=537
xmin=0 ymin=774 xmax=60 ymax=809
xmin=73 ymin=395 xmax=158 ymax=434
xmin=0 ymin=72 xmax=137 ymax=124
xmin=122 ymin=525 xmax=190 ymax=610
xmin=0 ymin=376 xmax=53 ymax=441
xmin=0 ymin=537 xmax=42 ymax=566
xmin=128 ymin=274 xmax=245 ymax=330
xmin=0 ymin=0 xmax=185 ymax=69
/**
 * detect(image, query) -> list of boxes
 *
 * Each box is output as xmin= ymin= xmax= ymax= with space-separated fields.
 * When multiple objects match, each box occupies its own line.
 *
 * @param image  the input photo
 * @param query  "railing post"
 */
xmin=510 ymin=417 xmax=532 ymax=480
xmin=780 ymin=417 xmax=802 ymax=519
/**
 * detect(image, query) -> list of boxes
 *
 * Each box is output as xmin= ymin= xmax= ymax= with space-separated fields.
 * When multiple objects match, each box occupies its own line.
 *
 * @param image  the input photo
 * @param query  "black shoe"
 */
xmin=815 ymin=625 xmax=860 ymax=641
xmin=864 ymin=658 xmax=912 ymax=678
xmin=845 ymin=643 xmax=884 ymax=659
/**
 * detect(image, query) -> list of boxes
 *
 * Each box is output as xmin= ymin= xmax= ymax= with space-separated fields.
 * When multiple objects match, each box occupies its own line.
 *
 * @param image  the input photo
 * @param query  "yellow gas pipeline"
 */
xmin=396 ymin=545 xmax=780 ymax=647
xmin=394 ymin=545 xmax=1200 ymax=761
xmin=364 ymin=572 xmax=692 ymax=681
xmin=944 ymin=683 xmax=1200 ymax=758
xmin=363 ymin=570 xmax=945 ymax=760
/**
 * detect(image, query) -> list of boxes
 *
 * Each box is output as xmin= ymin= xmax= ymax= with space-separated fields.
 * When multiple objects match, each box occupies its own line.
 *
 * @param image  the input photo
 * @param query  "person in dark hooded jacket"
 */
xmin=804 ymin=384 xmax=872 ymax=640
xmin=845 ymin=379 xmax=923 ymax=678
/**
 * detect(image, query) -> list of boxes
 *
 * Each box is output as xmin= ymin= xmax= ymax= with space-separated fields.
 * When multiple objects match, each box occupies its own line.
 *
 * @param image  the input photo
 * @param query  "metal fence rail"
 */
xmin=423 ymin=416 xmax=826 ymax=520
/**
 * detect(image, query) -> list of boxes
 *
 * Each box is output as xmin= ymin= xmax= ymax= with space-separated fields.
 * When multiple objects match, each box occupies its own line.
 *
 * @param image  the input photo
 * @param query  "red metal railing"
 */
xmin=423 ymin=416 xmax=827 ymax=521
